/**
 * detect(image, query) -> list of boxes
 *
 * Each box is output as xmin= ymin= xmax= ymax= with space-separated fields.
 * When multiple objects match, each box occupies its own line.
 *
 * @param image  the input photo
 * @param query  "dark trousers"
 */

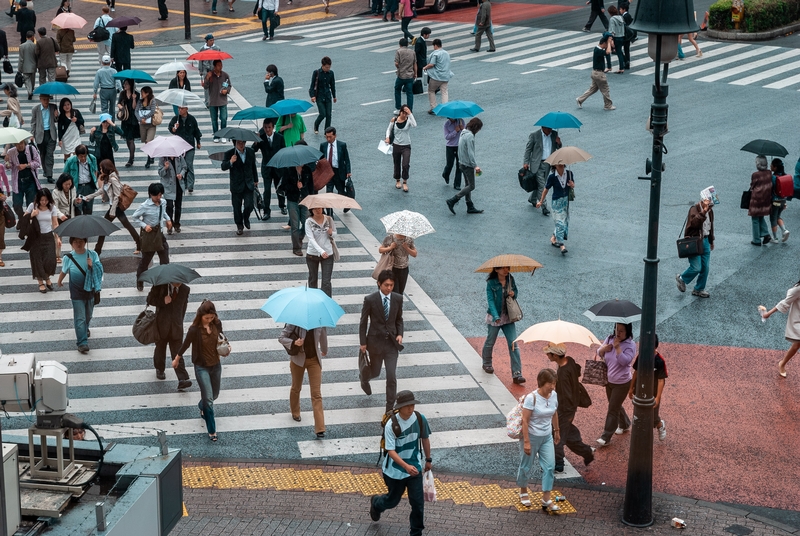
xmin=184 ymin=149 xmax=196 ymax=190
xmin=454 ymin=164 xmax=475 ymax=204
xmin=38 ymin=130 xmax=56 ymax=179
xmin=231 ymin=188 xmax=254 ymax=229
xmin=443 ymin=145 xmax=462 ymax=188
xmin=95 ymin=206 xmax=140 ymax=254
xmin=392 ymin=144 xmax=411 ymax=181
xmin=613 ymin=37 xmax=625 ymax=70
xmin=585 ymin=8 xmax=609 ymax=30
xmin=166 ymin=184 xmax=183 ymax=228
xmin=394 ymin=77 xmax=414 ymax=110
xmin=622 ymin=39 xmax=631 ymax=69
xmin=366 ymin=345 xmax=399 ymax=412
xmin=401 ymin=17 xmax=413 ymax=40
xmin=137 ymin=234 xmax=169 ymax=280
xmin=114 ymin=62 xmax=131 ymax=73
xmin=75 ymin=183 xmax=96 ymax=215
xmin=19 ymin=32 xmax=26 ymax=45
xmin=261 ymin=9 xmax=277 ymax=38
xmin=600 ymin=381 xmax=631 ymax=442
xmin=12 ymin=177 xmax=37 ymax=218
xmin=371 ymin=0 xmax=382 ymax=13
xmin=314 ymin=99 xmax=332 ymax=131
xmin=306 ymin=254 xmax=334 ymax=297
xmin=392 ymin=266 xmax=409 ymax=296
xmin=157 ymin=0 xmax=168 ymax=18
xmin=555 ymin=408 xmax=594 ymax=469
xmin=153 ymin=337 xmax=189 ymax=381
xmin=372 ymin=473 xmax=425 ymax=536
xmin=527 ymin=160 xmax=551 ymax=213
xmin=261 ymin=165 xmax=285 ymax=216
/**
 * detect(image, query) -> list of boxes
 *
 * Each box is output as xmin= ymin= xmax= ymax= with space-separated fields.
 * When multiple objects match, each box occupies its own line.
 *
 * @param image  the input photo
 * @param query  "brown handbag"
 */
xmin=118 ymin=184 xmax=138 ymax=211
xmin=312 ymin=158 xmax=334 ymax=192
xmin=139 ymin=204 xmax=164 ymax=253
xmin=582 ymin=354 xmax=609 ymax=386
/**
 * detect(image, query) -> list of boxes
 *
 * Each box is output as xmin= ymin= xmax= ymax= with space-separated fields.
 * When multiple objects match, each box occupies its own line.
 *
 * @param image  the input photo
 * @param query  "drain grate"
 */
xmin=724 ymin=525 xmax=753 ymax=536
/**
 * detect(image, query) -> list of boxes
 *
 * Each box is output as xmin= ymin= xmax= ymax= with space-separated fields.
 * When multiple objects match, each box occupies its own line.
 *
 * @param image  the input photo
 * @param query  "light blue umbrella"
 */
xmin=433 ymin=101 xmax=484 ymax=119
xmin=261 ymin=286 xmax=345 ymax=330
xmin=232 ymin=106 xmax=280 ymax=121
xmin=114 ymin=69 xmax=157 ymax=83
xmin=269 ymin=99 xmax=313 ymax=116
xmin=534 ymin=111 xmax=582 ymax=130
xmin=33 ymin=81 xmax=80 ymax=95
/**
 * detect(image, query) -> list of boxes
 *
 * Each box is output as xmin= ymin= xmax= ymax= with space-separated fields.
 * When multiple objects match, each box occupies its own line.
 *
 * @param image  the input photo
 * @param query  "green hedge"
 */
xmin=709 ymin=0 xmax=800 ymax=32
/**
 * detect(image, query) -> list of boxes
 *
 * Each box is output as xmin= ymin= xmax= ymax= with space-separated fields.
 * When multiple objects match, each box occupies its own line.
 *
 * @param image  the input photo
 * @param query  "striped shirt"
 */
xmin=383 ymin=412 xmax=431 ymax=480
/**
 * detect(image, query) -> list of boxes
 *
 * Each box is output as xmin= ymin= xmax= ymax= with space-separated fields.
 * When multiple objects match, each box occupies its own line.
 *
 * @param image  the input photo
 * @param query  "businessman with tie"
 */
xmin=359 ymin=269 xmax=405 ymax=413
xmin=319 ymin=126 xmax=351 ymax=214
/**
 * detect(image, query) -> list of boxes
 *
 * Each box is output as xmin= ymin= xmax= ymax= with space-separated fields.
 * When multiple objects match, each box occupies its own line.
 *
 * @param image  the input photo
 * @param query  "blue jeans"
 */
xmin=394 ymin=77 xmax=414 ymax=110
xmin=372 ymin=473 xmax=424 ymax=536
xmin=680 ymin=236 xmax=710 ymax=291
xmin=71 ymin=298 xmax=94 ymax=348
xmin=12 ymin=177 xmax=37 ymax=218
xmin=751 ymin=216 xmax=770 ymax=243
xmin=209 ymin=105 xmax=228 ymax=136
xmin=287 ymin=201 xmax=307 ymax=253
xmin=75 ymin=183 xmax=96 ymax=215
xmin=195 ymin=363 xmax=222 ymax=434
xmin=517 ymin=434 xmax=555 ymax=492
xmin=481 ymin=322 xmax=522 ymax=377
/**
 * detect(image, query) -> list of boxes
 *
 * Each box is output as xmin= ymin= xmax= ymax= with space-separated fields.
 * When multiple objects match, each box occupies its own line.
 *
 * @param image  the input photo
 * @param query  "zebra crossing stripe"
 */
xmin=727 ymin=55 xmax=800 ymax=85
xmin=484 ymin=31 xmax=594 ymax=64
xmin=678 ymin=47 xmax=787 ymax=81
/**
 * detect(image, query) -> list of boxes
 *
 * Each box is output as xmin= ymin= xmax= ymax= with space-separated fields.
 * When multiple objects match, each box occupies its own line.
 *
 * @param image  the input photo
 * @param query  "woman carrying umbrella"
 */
xmin=305 ymin=207 xmax=337 ymax=297
xmin=116 ymin=79 xmax=139 ymax=167
xmin=57 ymin=97 xmax=84 ymax=162
xmin=88 ymin=114 xmax=124 ymax=166
xmin=379 ymin=233 xmax=416 ymax=296
xmin=80 ymin=159 xmax=141 ymax=255
xmin=279 ymin=323 xmax=327 ymax=438
xmin=536 ymin=163 xmax=575 ymax=256
xmin=748 ymin=155 xmax=773 ymax=246
xmin=482 ymin=266 xmax=525 ymax=384
xmin=55 ymin=21 xmax=76 ymax=75
xmin=168 ymin=70 xmax=190 ymax=116
xmin=57 ymin=236 xmax=102 ymax=354
xmin=0 ymin=83 xmax=24 ymax=129
xmin=595 ymin=322 xmax=635 ymax=447
xmin=23 ymin=188 xmax=59 ymax=293
xmin=159 ymin=154 xmax=187 ymax=234
xmin=135 ymin=86 xmax=157 ymax=169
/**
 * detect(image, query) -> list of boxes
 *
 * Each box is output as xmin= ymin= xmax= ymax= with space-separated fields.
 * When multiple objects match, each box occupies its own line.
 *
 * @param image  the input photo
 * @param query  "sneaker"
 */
xmin=615 ymin=427 xmax=628 ymax=435
xmin=221 ymin=138 xmax=228 ymax=143
xmin=783 ymin=229 xmax=790 ymax=242
xmin=604 ymin=105 xmax=617 ymax=111
xmin=596 ymin=438 xmax=609 ymax=447
xmin=582 ymin=27 xmax=590 ymax=32
xmin=110 ymin=7 xmax=115 ymax=11
xmin=576 ymin=97 xmax=582 ymax=109
xmin=177 ymin=380 xmax=192 ymax=390
xmin=369 ymin=497 xmax=381 ymax=521
xmin=658 ymin=419 xmax=667 ymax=441
xmin=675 ymin=274 xmax=686 ymax=292
xmin=213 ymin=137 xmax=220 ymax=143
xmin=692 ymin=289 xmax=710 ymax=298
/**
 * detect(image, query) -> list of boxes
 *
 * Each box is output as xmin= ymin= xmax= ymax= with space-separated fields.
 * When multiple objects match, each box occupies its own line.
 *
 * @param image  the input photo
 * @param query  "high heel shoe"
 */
xmin=125 ymin=159 xmax=133 ymax=167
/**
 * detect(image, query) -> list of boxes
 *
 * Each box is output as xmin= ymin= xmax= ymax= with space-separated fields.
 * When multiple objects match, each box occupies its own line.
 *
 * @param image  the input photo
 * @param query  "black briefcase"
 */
xmin=412 ymin=79 xmax=423 ymax=95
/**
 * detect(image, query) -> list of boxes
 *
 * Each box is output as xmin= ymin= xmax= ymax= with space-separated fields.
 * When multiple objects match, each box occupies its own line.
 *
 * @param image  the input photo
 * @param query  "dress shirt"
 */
xmin=541 ymin=131 xmax=552 ymax=160
xmin=78 ymin=161 xmax=90 ymax=185
xmin=426 ymin=48 xmax=452 ymax=82
xmin=327 ymin=140 xmax=338 ymax=168
xmin=236 ymin=148 xmax=246 ymax=163
xmin=41 ymin=105 xmax=51 ymax=131
xmin=131 ymin=198 xmax=171 ymax=229
xmin=93 ymin=66 xmax=120 ymax=92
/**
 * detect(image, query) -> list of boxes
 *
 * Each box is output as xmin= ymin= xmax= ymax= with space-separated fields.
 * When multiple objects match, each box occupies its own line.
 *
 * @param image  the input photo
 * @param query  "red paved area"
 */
xmin=468 ymin=337 xmax=800 ymax=511
xmin=416 ymin=3 xmax=579 ymax=24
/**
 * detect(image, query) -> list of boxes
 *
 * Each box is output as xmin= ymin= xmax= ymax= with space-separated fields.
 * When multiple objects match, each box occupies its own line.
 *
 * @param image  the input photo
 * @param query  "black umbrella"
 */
xmin=137 ymin=264 xmax=201 ymax=286
xmin=55 ymin=215 xmax=119 ymax=237
xmin=213 ymin=127 xmax=261 ymax=142
xmin=267 ymin=145 xmax=323 ymax=169
xmin=106 ymin=16 xmax=142 ymax=28
xmin=741 ymin=139 xmax=788 ymax=158
xmin=583 ymin=299 xmax=642 ymax=323
xmin=208 ymin=151 xmax=228 ymax=162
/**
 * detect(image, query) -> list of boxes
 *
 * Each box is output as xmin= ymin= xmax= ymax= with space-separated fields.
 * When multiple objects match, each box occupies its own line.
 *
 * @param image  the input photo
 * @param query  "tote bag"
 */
xmin=582 ymin=355 xmax=608 ymax=386
xmin=371 ymin=252 xmax=393 ymax=280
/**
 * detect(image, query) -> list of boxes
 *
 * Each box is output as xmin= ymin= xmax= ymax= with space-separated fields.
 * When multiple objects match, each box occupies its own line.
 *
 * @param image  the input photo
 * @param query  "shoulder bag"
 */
xmin=64 ymin=253 xmax=101 ymax=305
xmin=3 ymin=201 xmax=16 ymax=229
xmin=312 ymin=157 xmax=334 ymax=192
xmin=151 ymin=106 xmax=164 ymax=126
xmin=87 ymin=17 xmax=110 ymax=43
xmin=118 ymin=183 xmax=138 ymax=211
xmin=582 ymin=353 xmax=609 ymax=386
xmin=216 ymin=332 xmax=231 ymax=357
xmin=740 ymin=189 xmax=751 ymax=210
xmin=140 ymin=203 xmax=165 ymax=253
xmin=504 ymin=279 xmax=523 ymax=323
xmin=284 ymin=326 xmax=303 ymax=356
xmin=506 ymin=393 xmax=531 ymax=439
xmin=326 ymin=217 xmax=340 ymax=261
xmin=676 ymin=210 xmax=703 ymax=259
xmin=372 ymin=252 xmax=393 ymax=280
xmin=132 ymin=306 xmax=159 ymax=345
xmin=116 ymin=104 xmax=129 ymax=122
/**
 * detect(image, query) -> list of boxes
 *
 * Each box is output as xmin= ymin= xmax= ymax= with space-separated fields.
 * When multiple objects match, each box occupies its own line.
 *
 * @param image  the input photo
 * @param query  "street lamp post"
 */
xmin=623 ymin=0 xmax=698 ymax=527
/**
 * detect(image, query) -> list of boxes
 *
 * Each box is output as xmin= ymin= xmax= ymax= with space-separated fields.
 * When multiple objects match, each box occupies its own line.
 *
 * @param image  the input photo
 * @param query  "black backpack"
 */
xmin=378 ymin=410 xmax=422 ymax=466
xmin=88 ymin=18 xmax=110 ymax=43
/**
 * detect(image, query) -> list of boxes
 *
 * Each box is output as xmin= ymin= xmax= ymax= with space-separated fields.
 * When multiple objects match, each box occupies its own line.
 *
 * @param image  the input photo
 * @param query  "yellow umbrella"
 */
xmin=515 ymin=320 xmax=601 ymax=347
xmin=300 ymin=193 xmax=362 ymax=210
xmin=544 ymin=146 xmax=593 ymax=166
xmin=475 ymin=254 xmax=542 ymax=274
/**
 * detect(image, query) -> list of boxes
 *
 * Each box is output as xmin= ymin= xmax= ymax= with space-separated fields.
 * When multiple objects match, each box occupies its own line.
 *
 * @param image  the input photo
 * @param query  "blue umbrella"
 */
xmin=266 ymin=145 xmax=323 ymax=169
xmin=232 ymin=106 xmax=280 ymax=121
xmin=432 ymin=101 xmax=484 ymax=119
xmin=33 ymin=81 xmax=80 ymax=95
xmin=534 ymin=111 xmax=582 ymax=130
xmin=114 ymin=69 xmax=157 ymax=83
xmin=269 ymin=99 xmax=313 ymax=116
xmin=260 ymin=286 xmax=345 ymax=330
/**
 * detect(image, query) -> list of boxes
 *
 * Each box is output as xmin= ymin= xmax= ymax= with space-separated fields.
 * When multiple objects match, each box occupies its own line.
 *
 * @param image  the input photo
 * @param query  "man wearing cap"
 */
xmin=17 ymin=30 xmax=36 ymax=99
xmin=359 ymin=269 xmax=404 ymax=413
xmin=370 ymin=389 xmax=431 ymax=536
xmin=198 ymin=34 xmax=221 ymax=107
xmin=30 ymin=93 xmax=58 ymax=182
xmin=522 ymin=125 xmax=561 ymax=216
xmin=93 ymin=55 xmax=120 ymax=117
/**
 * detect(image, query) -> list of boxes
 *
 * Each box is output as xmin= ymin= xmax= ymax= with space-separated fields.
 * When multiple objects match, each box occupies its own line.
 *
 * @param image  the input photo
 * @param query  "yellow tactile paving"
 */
xmin=182 ymin=466 xmax=577 ymax=514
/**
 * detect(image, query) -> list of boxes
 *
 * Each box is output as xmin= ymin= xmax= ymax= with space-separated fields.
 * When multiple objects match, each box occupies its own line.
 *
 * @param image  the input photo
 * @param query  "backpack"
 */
xmin=378 ymin=409 xmax=422 ymax=467
xmin=623 ymin=12 xmax=637 ymax=42
xmin=88 ymin=17 xmax=110 ymax=43
xmin=506 ymin=394 xmax=529 ymax=439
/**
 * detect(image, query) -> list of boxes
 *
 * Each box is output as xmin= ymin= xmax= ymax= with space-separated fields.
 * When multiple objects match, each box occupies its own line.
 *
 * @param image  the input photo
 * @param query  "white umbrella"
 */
xmin=380 ymin=210 xmax=435 ymax=239
xmin=155 ymin=88 xmax=203 ymax=107
xmin=0 ymin=127 xmax=33 ymax=145
xmin=154 ymin=60 xmax=198 ymax=77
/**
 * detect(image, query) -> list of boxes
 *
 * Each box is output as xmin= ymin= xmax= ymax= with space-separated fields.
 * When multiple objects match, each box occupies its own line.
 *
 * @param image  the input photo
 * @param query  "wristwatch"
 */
xmin=425 ymin=458 xmax=432 ymax=463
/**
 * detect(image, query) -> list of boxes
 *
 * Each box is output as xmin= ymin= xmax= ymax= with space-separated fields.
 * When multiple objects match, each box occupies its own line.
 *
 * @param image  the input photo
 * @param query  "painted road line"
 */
xmin=284 ymin=86 xmax=303 ymax=92
xmin=567 ymin=41 xmax=650 ymax=69
xmin=674 ymin=47 xmax=783 ymax=80
xmin=343 ymin=22 xmax=460 ymax=51
xmin=764 ymin=71 xmax=800 ymax=89
xmin=632 ymin=43 xmax=749 ymax=76
xmin=727 ymin=57 xmax=800 ymax=85
xmin=419 ymin=26 xmax=534 ymax=59
xmin=323 ymin=22 xmax=454 ymax=50
xmin=369 ymin=24 xmax=510 ymax=54
xmin=337 ymin=77 xmax=358 ymax=82
xmin=520 ymin=68 xmax=547 ymax=75
xmin=510 ymin=37 xmax=610 ymax=66
xmin=489 ymin=33 xmax=598 ymax=64
xmin=448 ymin=28 xmax=558 ymax=62
xmin=361 ymin=98 xmax=393 ymax=106
xmin=471 ymin=78 xmax=499 ymax=85
xmin=381 ymin=70 xmax=395 ymax=74
xmin=290 ymin=18 xmax=395 ymax=45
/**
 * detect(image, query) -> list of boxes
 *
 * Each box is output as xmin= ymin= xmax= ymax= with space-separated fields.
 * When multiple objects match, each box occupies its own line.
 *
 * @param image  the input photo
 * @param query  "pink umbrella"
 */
xmin=51 ymin=13 xmax=87 ymax=29
xmin=141 ymin=136 xmax=193 ymax=158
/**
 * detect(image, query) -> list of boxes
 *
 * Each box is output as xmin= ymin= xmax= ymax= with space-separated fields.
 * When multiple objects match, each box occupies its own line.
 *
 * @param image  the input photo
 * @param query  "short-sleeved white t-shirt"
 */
xmin=26 ymin=203 xmax=57 ymax=233
xmin=523 ymin=390 xmax=558 ymax=437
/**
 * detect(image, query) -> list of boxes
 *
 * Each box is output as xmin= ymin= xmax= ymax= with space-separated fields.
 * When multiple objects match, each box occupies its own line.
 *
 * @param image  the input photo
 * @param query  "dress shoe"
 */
xmin=466 ymin=205 xmax=484 ymax=214
xmin=156 ymin=370 xmax=166 ymax=380
xmin=293 ymin=415 xmax=301 ymax=422
xmin=512 ymin=375 xmax=526 ymax=384
xmin=158 ymin=17 xmax=168 ymax=20
xmin=369 ymin=498 xmax=381 ymax=521
xmin=177 ymin=380 xmax=192 ymax=390
xmin=77 ymin=345 xmax=90 ymax=354
xmin=446 ymin=197 xmax=457 ymax=214
xmin=244 ymin=218 xmax=250 ymax=229
xmin=281 ymin=207 xmax=288 ymax=215
xmin=136 ymin=281 xmax=144 ymax=291
xmin=47 ymin=177 xmax=54 ymax=183
xmin=236 ymin=228 xmax=243 ymax=236
xmin=343 ymin=208 xmax=350 ymax=213
xmin=482 ymin=365 xmax=494 ymax=374
xmin=360 ymin=379 xmax=372 ymax=395
xmin=469 ymin=48 xmax=479 ymax=52
xmin=487 ymin=48 xmax=496 ymax=52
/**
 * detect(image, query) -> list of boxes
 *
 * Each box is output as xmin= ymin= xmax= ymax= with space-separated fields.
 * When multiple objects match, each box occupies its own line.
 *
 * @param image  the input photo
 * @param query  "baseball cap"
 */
xmin=101 ymin=55 xmax=111 ymax=64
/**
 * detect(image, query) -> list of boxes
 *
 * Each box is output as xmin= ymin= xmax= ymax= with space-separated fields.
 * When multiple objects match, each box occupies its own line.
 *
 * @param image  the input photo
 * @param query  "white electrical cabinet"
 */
xmin=3 ymin=443 xmax=21 ymax=535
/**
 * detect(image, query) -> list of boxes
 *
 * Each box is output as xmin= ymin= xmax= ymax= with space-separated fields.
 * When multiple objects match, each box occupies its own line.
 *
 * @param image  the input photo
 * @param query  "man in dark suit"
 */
xmin=0 ymin=28 xmax=9 ymax=82
xmin=264 ymin=64 xmax=284 ymax=107
xmin=252 ymin=118 xmax=285 ymax=219
xmin=221 ymin=139 xmax=258 ymax=235
xmin=523 ymin=126 xmax=561 ymax=216
xmin=583 ymin=0 xmax=608 ymax=31
xmin=147 ymin=283 xmax=192 ymax=390
xmin=110 ymin=26 xmax=134 ymax=72
xmin=14 ymin=0 xmax=35 ymax=44
xmin=319 ymin=126 xmax=351 ymax=214
xmin=31 ymin=93 xmax=58 ymax=182
xmin=359 ymin=270 xmax=405 ymax=413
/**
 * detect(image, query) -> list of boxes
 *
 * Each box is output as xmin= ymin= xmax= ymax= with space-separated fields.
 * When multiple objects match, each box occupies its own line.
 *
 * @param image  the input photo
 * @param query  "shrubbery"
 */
xmin=709 ymin=0 xmax=800 ymax=32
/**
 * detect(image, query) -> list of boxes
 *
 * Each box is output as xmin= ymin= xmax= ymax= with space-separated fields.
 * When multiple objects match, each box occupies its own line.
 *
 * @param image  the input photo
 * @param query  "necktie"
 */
xmin=383 ymin=296 xmax=390 ymax=320
xmin=328 ymin=143 xmax=333 ymax=164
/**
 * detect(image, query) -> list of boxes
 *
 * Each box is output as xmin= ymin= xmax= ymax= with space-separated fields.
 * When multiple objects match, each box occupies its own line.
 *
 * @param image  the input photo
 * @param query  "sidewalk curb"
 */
xmin=707 ymin=21 xmax=800 ymax=41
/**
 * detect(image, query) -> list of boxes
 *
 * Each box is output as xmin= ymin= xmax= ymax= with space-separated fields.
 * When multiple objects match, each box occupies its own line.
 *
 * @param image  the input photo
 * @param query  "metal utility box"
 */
xmin=3 ymin=443 xmax=21 ymax=535
xmin=0 ymin=353 xmax=35 ymax=412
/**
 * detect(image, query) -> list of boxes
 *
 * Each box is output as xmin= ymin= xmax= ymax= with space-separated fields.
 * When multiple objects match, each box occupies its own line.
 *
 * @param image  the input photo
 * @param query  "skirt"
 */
xmin=551 ymin=195 xmax=570 ymax=243
xmin=30 ymin=231 xmax=56 ymax=280
xmin=61 ymin=122 xmax=82 ymax=155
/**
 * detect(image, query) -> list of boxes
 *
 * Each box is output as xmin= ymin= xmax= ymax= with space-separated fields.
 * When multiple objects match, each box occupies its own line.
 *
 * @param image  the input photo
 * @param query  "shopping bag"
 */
xmin=422 ymin=470 xmax=437 ymax=503
xmin=582 ymin=357 xmax=608 ymax=386
xmin=371 ymin=252 xmax=393 ymax=280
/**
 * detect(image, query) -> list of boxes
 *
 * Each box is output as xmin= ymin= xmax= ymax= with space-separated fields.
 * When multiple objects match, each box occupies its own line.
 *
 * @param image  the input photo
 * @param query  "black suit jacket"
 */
xmin=318 ymin=139 xmax=351 ymax=182
xmin=253 ymin=130 xmax=285 ymax=169
xmin=15 ymin=7 xmax=35 ymax=34
xmin=359 ymin=291 xmax=404 ymax=354
xmin=264 ymin=76 xmax=284 ymax=107
xmin=110 ymin=31 xmax=134 ymax=65
xmin=221 ymin=147 xmax=258 ymax=193
xmin=0 ymin=30 xmax=8 ymax=58
xmin=147 ymin=283 xmax=190 ymax=342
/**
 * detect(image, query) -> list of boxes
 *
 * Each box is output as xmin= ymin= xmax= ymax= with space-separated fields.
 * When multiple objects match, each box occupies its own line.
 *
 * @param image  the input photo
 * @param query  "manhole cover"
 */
xmin=101 ymin=256 xmax=149 ymax=274
xmin=724 ymin=525 xmax=753 ymax=536
xmin=271 ymin=35 xmax=304 ymax=41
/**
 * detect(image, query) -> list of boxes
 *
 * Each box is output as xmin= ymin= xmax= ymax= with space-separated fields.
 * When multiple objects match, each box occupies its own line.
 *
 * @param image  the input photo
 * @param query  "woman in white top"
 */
xmin=517 ymin=367 xmax=561 ymax=512
xmin=135 ymin=86 xmax=157 ymax=169
xmin=385 ymin=104 xmax=416 ymax=192
xmin=305 ymin=207 xmax=337 ymax=297
xmin=0 ymin=83 xmax=23 ymax=129
xmin=761 ymin=279 xmax=800 ymax=377
xmin=24 ymin=188 xmax=59 ymax=293
xmin=52 ymin=173 xmax=77 ymax=261
xmin=80 ymin=159 xmax=141 ymax=255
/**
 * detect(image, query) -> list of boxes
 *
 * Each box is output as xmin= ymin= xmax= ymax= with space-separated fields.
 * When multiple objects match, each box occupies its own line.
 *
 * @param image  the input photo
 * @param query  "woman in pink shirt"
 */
xmin=595 ymin=322 xmax=636 ymax=447
xmin=399 ymin=0 xmax=414 ymax=41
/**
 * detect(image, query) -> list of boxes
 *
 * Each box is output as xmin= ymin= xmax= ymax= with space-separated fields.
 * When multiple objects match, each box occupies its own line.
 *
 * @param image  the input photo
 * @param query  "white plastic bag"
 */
xmin=422 ymin=470 xmax=436 ymax=503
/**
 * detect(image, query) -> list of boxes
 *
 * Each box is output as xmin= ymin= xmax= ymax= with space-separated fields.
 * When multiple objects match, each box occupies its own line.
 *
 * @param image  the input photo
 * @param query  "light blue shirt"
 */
xmin=93 ymin=66 xmax=121 ymax=93
xmin=236 ymin=149 xmax=246 ymax=164
xmin=426 ymin=48 xmax=453 ymax=82
xmin=41 ymin=105 xmax=50 ymax=131
xmin=131 ymin=198 xmax=171 ymax=229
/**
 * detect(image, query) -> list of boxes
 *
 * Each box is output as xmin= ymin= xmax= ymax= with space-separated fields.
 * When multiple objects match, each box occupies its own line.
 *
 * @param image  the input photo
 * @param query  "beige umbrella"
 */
xmin=515 ymin=319 xmax=601 ymax=347
xmin=475 ymin=254 xmax=542 ymax=274
xmin=300 ymin=193 xmax=362 ymax=210
xmin=544 ymin=146 xmax=593 ymax=166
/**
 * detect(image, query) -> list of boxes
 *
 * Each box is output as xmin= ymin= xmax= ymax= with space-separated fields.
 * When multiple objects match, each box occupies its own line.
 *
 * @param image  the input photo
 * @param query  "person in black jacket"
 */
xmin=280 ymin=158 xmax=313 ymax=255
xmin=318 ymin=126 xmax=351 ymax=214
xmin=14 ymin=0 xmax=35 ymax=44
xmin=147 ymin=282 xmax=193 ymax=390
xmin=168 ymin=106 xmax=201 ymax=192
xmin=221 ymin=139 xmax=257 ymax=235
xmin=309 ymin=56 xmax=336 ymax=135
xmin=252 ymin=118 xmax=285 ymax=220
xmin=413 ymin=28 xmax=430 ymax=78
xmin=264 ymin=64 xmax=283 ymax=107
xmin=110 ymin=26 xmax=133 ymax=72
xmin=0 ymin=28 xmax=9 ymax=81
xmin=582 ymin=0 xmax=608 ymax=32
xmin=544 ymin=343 xmax=595 ymax=472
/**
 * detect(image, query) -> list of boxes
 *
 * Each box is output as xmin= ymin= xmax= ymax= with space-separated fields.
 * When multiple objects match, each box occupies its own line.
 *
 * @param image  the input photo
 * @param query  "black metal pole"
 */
xmin=184 ymin=0 xmax=192 ymax=40
xmin=622 ymin=33 xmax=668 ymax=527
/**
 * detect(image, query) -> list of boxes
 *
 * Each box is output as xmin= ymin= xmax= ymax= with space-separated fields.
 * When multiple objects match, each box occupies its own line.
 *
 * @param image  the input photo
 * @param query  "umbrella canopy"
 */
xmin=380 ymin=210 xmax=435 ymax=239
xmin=267 ymin=145 xmax=323 ymax=168
xmin=137 ymin=263 xmax=201 ymax=285
xmin=0 ymin=127 xmax=33 ymax=145
xmin=33 ymin=81 xmax=79 ymax=95
xmin=186 ymin=50 xmax=233 ymax=61
xmin=740 ymin=139 xmax=788 ymax=157
xmin=534 ymin=111 xmax=582 ymax=130
xmin=105 ymin=16 xmax=142 ymax=28
xmin=114 ymin=70 xmax=157 ymax=83
xmin=300 ymin=193 xmax=362 ymax=210
xmin=583 ymin=299 xmax=642 ymax=323
xmin=51 ymin=13 xmax=87 ymax=29
xmin=154 ymin=60 xmax=198 ymax=77
xmin=432 ymin=100 xmax=484 ymax=119
xmin=269 ymin=99 xmax=313 ymax=116
xmin=516 ymin=319 xmax=601 ymax=347
xmin=207 ymin=151 xmax=228 ymax=162
xmin=54 ymin=214 xmax=119 ymax=237
xmin=232 ymin=106 xmax=280 ymax=121
xmin=141 ymin=135 xmax=193 ymax=158
xmin=474 ymin=254 xmax=542 ymax=273
xmin=155 ymin=88 xmax=202 ymax=107
xmin=544 ymin=146 xmax=593 ymax=166
xmin=261 ymin=286 xmax=345 ymax=330
xmin=214 ymin=126 xmax=261 ymax=142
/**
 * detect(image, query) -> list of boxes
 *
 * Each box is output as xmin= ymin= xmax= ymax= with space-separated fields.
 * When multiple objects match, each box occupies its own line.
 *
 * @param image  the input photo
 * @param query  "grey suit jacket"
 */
xmin=523 ymin=128 xmax=561 ymax=168
xmin=279 ymin=324 xmax=328 ymax=369
xmin=359 ymin=291 xmax=404 ymax=355
xmin=31 ymin=103 xmax=58 ymax=145
xmin=17 ymin=40 xmax=36 ymax=74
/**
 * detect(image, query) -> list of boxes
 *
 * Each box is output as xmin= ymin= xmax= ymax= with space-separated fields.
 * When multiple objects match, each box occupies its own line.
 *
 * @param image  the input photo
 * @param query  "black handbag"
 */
xmin=518 ymin=168 xmax=536 ymax=192
xmin=740 ymin=189 xmax=751 ymax=210
xmin=3 ymin=202 xmax=15 ymax=229
xmin=412 ymin=79 xmax=423 ymax=95
xmin=14 ymin=71 xmax=23 ymax=87
xmin=676 ymin=211 xmax=703 ymax=259
xmin=345 ymin=176 xmax=355 ymax=199
xmin=3 ymin=59 xmax=12 ymax=75
xmin=285 ymin=326 xmax=303 ymax=356
xmin=577 ymin=382 xmax=592 ymax=408
xmin=132 ymin=307 xmax=159 ymax=345
xmin=358 ymin=348 xmax=371 ymax=380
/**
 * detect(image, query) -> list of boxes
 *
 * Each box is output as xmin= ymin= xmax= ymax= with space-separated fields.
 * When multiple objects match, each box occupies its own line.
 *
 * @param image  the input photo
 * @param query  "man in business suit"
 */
xmin=31 ymin=93 xmax=58 ymax=182
xmin=14 ymin=0 xmax=35 ymax=45
xmin=264 ymin=64 xmax=284 ymax=107
xmin=359 ymin=270 xmax=405 ymax=414
xmin=147 ymin=282 xmax=192 ymax=390
xmin=319 ymin=126 xmax=351 ymax=214
xmin=221 ymin=138 xmax=258 ymax=235
xmin=34 ymin=27 xmax=58 ymax=85
xmin=523 ymin=126 xmax=561 ymax=215
xmin=17 ymin=30 xmax=36 ymax=99
xmin=252 ymin=118 xmax=285 ymax=220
